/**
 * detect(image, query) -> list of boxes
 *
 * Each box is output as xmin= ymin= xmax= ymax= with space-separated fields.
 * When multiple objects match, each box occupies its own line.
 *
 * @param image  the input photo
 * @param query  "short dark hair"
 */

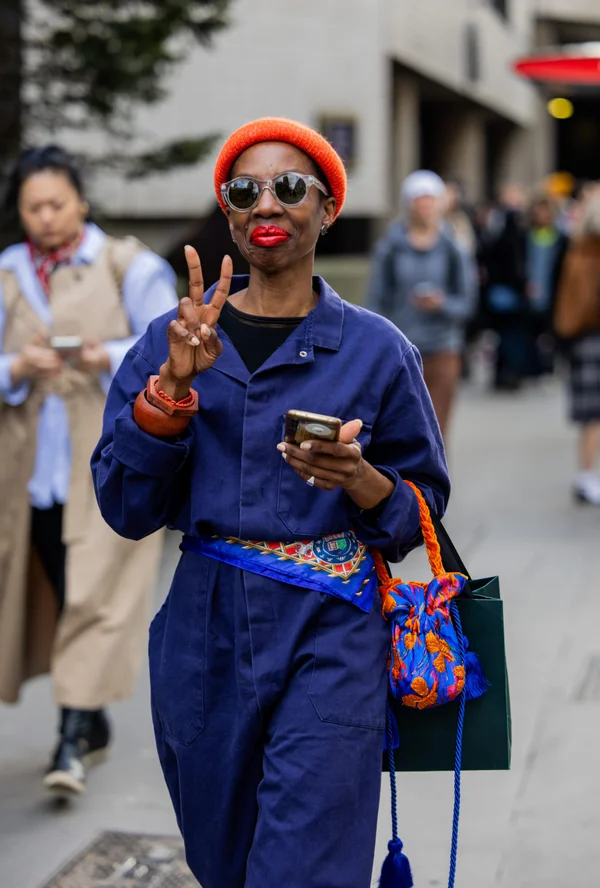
xmin=4 ymin=145 xmax=85 ymax=215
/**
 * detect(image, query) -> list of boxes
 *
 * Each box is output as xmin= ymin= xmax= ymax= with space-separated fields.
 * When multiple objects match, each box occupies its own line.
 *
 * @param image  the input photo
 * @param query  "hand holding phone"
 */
xmin=78 ymin=339 xmax=112 ymax=374
xmin=411 ymin=282 xmax=437 ymax=298
xmin=411 ymin=284 xmax=444 ymax=313
xmin=278 ymin=413 xmax=388 ymax=505
xmin=279 ymin=413 xmax=394 ymax=508
xmin=10 ymin=333 xmax=64 ymax=384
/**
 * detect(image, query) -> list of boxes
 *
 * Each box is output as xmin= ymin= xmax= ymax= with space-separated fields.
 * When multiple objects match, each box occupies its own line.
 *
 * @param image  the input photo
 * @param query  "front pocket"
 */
xmin=148 ymin=551 xmax=209 ymax=746
xmin=308 ymin=589 xmax=389 ymax=731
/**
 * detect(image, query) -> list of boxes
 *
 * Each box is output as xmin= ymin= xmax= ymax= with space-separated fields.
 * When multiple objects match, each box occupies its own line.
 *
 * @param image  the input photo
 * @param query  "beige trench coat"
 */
xmin=0 ymin=238 xmax=164 ymax=706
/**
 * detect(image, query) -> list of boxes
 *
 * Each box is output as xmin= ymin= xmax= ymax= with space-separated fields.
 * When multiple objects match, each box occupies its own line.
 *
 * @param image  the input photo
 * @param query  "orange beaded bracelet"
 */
xmin=146 ymin=376 xmax=198 ymax=416
xmin=133 ymin=376 xmax=198 ymax=438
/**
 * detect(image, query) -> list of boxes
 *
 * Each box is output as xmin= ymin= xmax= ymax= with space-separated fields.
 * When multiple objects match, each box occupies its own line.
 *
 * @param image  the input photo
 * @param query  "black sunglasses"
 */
xmin=221 ymin=171 xmax=329 ymax=212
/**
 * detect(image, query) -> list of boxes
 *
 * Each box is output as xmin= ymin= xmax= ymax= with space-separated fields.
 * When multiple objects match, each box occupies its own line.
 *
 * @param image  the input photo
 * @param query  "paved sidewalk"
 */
xmin=375 ymin=378 xmax=600 ymax=887
xmin=1 ymin=378 xmax=599 ymax=888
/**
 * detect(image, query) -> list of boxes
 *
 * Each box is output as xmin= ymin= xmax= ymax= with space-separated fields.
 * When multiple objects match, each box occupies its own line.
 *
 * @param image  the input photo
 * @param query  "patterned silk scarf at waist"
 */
xmin=181 ymin=531 xmax=376 ymax=613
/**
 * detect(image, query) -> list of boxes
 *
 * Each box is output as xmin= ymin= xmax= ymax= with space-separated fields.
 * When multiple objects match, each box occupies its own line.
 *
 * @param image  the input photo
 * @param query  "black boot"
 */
xmin=44 ymin=708 xmax=111 ymax=796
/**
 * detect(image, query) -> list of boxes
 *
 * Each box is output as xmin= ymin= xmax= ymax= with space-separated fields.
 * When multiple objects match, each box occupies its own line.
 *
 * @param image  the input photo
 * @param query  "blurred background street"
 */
xmin=2 ymin=369 xmax=600 ymax=887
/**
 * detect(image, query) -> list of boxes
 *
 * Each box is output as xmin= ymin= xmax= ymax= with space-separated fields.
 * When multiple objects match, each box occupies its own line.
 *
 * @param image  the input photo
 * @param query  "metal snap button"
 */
xmin=299 ymin=350 xmax=308 ymax=358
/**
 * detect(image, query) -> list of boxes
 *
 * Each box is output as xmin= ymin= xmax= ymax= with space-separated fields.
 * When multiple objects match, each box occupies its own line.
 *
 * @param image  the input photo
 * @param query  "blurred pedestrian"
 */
xmin=366 ymin=169 xmax=475 ymax=439
xmin=444 ymin=179 xmax=477 ymax=257
xmin=525 ymin=194 xmax=568 ymax=376
xmin=543 ymin=171 xmax=575 ymax=236
xmin=554 ymin=189 xmax=600 ymax=504
xmin=92 ymin=119 xmax=450 ymax=888
xmin=480 ymin=184 xmax=529 ymax=390
xmin=0 ymin=146 xmax=177 ymax=795
xmin=444 ymin=180 xmax=482 ymax=380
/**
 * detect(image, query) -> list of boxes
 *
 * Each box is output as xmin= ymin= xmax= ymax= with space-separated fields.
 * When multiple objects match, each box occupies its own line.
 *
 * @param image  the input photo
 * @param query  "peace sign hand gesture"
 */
xmin=158 ymin=246 xmax=233 ymax=401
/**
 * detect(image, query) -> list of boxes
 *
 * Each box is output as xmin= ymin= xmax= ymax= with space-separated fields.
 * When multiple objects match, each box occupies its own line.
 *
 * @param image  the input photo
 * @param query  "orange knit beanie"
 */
xmin=214 ymin=118 xmax=347 ymax=219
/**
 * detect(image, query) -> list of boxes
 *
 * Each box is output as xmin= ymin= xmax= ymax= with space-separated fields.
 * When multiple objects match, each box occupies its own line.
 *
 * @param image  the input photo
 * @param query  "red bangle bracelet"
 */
xmin=133 ymin=390 xmax=192 ymax=438
xmin=146 ymin=376 xmax=198 ymax=417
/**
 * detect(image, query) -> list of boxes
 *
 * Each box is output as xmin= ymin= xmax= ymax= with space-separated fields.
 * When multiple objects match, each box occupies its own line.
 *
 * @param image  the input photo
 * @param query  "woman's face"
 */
xmin=409 ymin=194 xmax=442 ymax=227
xmin=531 ymin=201 xmax=554 ymax=228
xmin=19 ymin=170 xmax=87 ymax=252
xmin=227 ymin=142 xmax=336 ymax=274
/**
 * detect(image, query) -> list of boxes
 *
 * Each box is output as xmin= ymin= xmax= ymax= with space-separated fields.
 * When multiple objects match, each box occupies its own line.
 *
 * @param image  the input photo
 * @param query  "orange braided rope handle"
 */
xmin=403 ymin=480 xmax=444 ymax=577
xmin=372 ymin=481 xmax=445 ymax=612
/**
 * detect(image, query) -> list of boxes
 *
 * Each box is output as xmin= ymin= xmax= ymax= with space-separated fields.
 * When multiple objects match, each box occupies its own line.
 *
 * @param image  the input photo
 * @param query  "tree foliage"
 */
xmin=19 ymin=0 xmax=231 ymax=176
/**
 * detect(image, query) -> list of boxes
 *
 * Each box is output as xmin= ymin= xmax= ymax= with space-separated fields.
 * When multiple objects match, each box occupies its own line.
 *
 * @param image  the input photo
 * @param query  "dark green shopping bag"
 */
xmin=383 ymin=515 xmax=511 ymax=773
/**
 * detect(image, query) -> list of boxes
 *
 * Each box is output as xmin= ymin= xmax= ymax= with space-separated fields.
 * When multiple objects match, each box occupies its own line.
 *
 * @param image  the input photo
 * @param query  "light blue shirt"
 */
xmin=0 ymin=223 xmax=178 ymax=509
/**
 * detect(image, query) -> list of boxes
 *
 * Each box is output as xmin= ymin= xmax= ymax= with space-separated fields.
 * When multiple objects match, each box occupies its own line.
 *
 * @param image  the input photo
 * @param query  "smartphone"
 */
xmin=50 ymin=335 xmax=83 ymax=354
xmin=411 ymin=282 xmax=436 ymax=299
xmin=285 ymin=410 xmax=342 ymax=445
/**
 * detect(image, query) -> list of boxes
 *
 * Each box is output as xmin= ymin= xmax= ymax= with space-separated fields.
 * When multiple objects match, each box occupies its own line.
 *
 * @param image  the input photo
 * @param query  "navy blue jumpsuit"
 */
xmin=92 ymin=275 xmax=450 ymax=888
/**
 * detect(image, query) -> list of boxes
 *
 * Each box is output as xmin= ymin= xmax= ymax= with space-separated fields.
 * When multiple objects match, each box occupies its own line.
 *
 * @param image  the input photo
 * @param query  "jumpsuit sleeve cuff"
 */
xmin=0 ymin=355 xmax=30 ymax=405
xmin=348 ymin=466 xmax=421 ymax=556
xmin=110 ymin=412 xmax=193 ymax=478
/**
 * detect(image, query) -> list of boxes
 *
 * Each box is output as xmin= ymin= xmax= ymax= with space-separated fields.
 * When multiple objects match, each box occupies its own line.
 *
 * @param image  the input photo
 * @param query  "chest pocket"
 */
xmin=276 ymin=421 xmax=373 ymax=537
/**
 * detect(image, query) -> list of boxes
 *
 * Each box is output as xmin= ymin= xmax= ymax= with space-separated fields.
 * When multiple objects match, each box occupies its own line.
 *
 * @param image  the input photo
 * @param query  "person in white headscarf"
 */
xmin=366 ymin=170 xmax=476 ymax=439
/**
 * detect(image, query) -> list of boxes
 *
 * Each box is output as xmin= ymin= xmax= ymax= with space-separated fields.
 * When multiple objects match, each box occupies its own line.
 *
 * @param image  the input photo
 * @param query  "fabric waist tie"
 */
xmin=181 ymin=531 xmax=376 ymax=613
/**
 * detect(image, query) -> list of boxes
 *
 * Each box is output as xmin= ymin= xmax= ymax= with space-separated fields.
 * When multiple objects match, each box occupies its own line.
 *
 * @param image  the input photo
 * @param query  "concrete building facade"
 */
xmin=83 ymin=0 xmax=600 ymax=264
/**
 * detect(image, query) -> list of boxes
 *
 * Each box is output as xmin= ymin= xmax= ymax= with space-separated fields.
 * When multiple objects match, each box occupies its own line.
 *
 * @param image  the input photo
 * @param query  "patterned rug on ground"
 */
xmin=42 ymin=831 xmax=197 ymax=887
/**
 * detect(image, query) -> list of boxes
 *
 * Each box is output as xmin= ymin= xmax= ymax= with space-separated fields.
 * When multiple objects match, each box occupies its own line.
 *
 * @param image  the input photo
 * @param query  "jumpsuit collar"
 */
xmin=212 ymin=274 xmax=343 ymax=384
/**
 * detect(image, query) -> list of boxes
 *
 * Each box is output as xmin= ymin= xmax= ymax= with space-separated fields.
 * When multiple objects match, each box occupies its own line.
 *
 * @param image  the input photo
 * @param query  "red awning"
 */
xmin=513 ymin=43 xmax=600 ymax=84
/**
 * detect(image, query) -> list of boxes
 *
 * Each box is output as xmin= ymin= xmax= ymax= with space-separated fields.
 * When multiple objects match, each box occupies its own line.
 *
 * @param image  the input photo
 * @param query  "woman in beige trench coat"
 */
xmin=0 ymin=146 xmax=177 ymax=796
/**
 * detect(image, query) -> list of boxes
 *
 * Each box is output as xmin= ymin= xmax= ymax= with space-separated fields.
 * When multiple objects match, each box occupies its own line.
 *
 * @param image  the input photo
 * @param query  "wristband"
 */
xmin=133 ymin=378 xmax=198 ymax=438
xmin=133 ymin=391 xmax=192 ymax=437
xmin=146 ymin=375 xmax=198 ymax=416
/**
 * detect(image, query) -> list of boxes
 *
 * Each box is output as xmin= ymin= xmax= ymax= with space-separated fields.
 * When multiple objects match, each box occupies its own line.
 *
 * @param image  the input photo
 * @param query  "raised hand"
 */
xmin=159 ymin=246 xmax=233 ymax=400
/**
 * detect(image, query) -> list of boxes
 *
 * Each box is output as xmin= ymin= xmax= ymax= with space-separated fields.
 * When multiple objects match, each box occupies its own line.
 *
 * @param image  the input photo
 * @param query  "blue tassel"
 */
xmin=383 ymin=705 xmax=412 ymax=886
xmin=382 ymin=709 xmax=400 ymax=751
xmin=464 ymin=650 xmax=490 ymax=701
xmin=379 ymin=838 xmax=414 ymax=888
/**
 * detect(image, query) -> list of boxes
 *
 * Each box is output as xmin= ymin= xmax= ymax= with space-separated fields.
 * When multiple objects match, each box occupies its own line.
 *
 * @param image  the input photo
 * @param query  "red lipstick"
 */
xmin=250 ymin=225 xmax=290 ymax=247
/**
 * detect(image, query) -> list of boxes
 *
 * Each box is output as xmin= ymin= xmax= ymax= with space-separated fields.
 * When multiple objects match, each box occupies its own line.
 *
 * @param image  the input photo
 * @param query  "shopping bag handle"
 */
xmin=403 ymin=481 xmax=474 ymax=591
xmin=430 ymin=511 xmax=471 ymax=580
xmin=403 ymin=480 xmax=445 ymax=576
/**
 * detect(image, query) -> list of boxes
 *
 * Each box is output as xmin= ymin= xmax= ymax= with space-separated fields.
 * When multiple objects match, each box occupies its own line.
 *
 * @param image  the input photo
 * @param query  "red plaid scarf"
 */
xmin=27 ymin=230 xmax=84 ymax=298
